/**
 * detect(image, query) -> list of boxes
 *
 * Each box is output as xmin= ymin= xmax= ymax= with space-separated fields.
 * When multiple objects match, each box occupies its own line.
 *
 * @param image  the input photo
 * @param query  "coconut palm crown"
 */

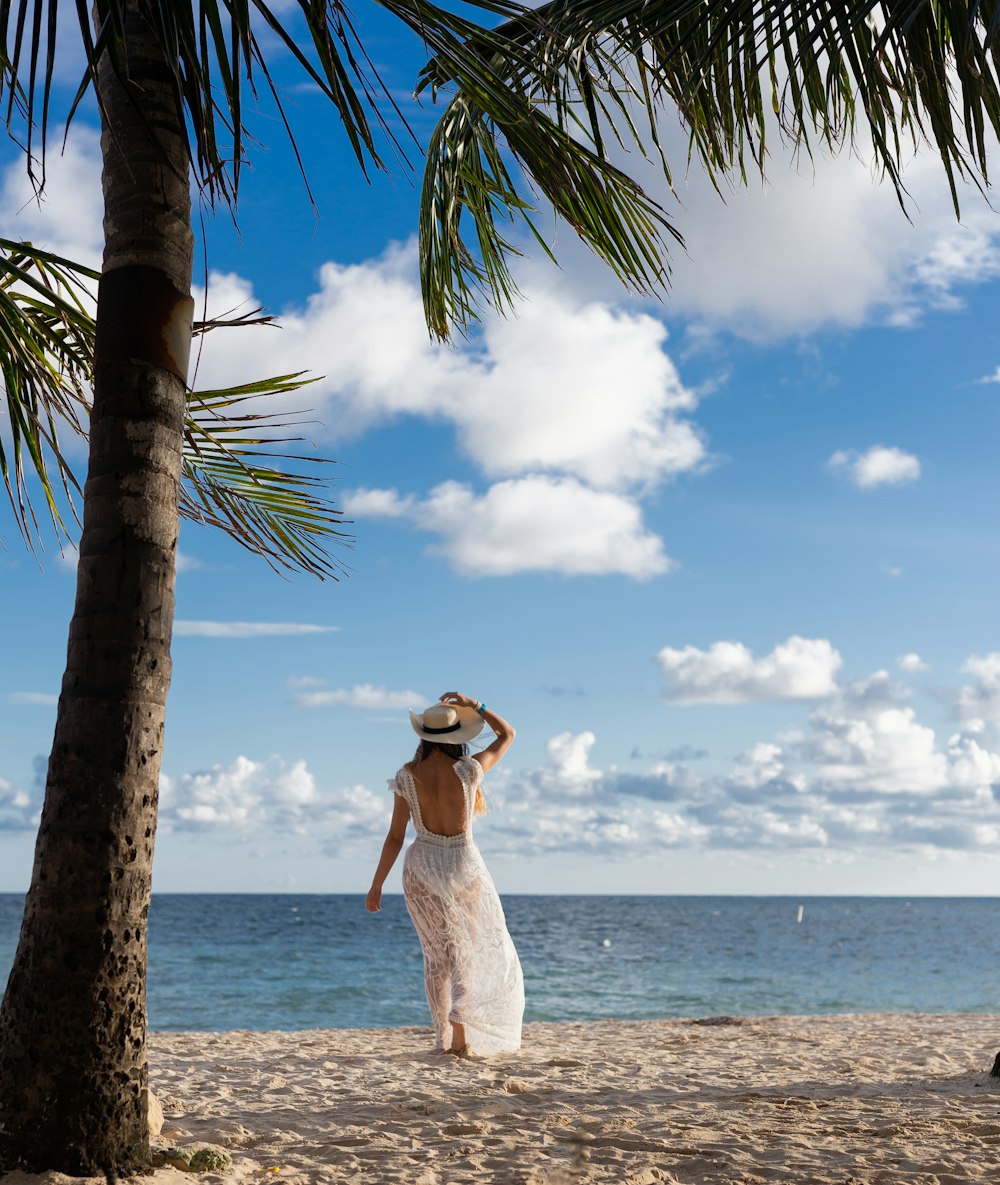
xmin=5 ymin=0 xmax=999 ymax=543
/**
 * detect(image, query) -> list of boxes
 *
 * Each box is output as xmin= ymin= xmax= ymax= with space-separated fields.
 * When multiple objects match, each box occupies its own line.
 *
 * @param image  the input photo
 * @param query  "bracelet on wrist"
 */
xmin=477 ymin=701 xmax=487 ymax=716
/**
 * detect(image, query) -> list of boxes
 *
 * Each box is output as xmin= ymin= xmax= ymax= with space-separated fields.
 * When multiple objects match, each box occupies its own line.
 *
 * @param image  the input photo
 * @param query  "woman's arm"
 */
xmin=440 ymin=691 xmax=516 ymax=774
xmin=366 ymin=793 xmax=410 ymax=912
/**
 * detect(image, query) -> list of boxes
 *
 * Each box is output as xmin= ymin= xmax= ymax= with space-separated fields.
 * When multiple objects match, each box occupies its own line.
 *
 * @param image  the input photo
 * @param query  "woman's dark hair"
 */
xmin=412 ymin=740 xmax=468 ymax=763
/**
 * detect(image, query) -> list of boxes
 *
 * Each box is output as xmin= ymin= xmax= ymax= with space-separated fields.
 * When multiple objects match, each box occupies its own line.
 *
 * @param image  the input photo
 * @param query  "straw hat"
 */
xmin=409 ymin=701 xmax=485 ymax=744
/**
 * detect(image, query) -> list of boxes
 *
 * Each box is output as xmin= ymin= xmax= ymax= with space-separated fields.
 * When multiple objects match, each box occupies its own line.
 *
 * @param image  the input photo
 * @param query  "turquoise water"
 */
xmin=1 ymin=894 xmax=999 ymax=1031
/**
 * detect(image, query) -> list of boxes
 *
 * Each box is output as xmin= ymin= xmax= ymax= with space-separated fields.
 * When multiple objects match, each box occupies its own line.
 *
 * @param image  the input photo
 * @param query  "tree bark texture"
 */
xmin=0 ymin=3 xmax=193 ymax=1172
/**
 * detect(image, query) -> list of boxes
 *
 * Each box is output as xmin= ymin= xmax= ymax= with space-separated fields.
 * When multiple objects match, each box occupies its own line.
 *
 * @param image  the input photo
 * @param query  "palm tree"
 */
xmin=0 ymin=0 xmax=673 ymax=1171
xmin=0 ymin=0 xmax=997 ymax=1174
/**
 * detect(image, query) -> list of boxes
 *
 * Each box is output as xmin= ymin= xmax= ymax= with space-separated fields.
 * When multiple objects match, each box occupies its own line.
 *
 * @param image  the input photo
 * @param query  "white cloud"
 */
xmin=57 ymin=545 xmax=80 ymax=572
xmin=447 ymin=291 xmax=704 ymax=491
xmin=0 ymin=126 xmax=104 ymax=270
xmin=347 ymin=477 xmax=671 ymax=580
xmin=188 ymin=247 xmax=708 ymax=579
xmin=159 ymin=755 xmax=303 ymax=830
xmin=805 ymin=699 xmax=946 ymax=796
xmin=730 ymin=742 xmax=800 ymax=791
xmin=958 ymin=653 xmax=1000 ymax=727
xmin=975 ymin=366 xmax=1000 ymax=384
xmin=828 ymin=446 xmax=921 ymax=488
xmin=157 ymin=755 xmax=387 ymax=850
xmin=538 ymin=731 xmax=603 ymax=798
xmin=657 ymin=636 xmax=842 ymax=703
xmin=295 ymin=684 xmax=425 ymax=710
xmin=174 ymin=621 xmax=338 ymax=638
xmin=175 ymin=551 xmax=204 ymax=573
xmin=0 ymin=772 xmax=41 ymax=831
xmin=287 ymin=676 xmax=325 ymax=689
xmin=153 ymin=659 xmax=1000 ymax=861
xmin=962 ymin=652 xmax=1000 ymax=683
xmin=483 ymin=688 xmax=1000 ymax=859
xmin=192 ymin=250 xmax=706 ymax=494
xmin=578 ymin=115 xmax=1000 ymax=338
xmin=8 ymin=692 xmax=58 ymax=706
xmin=897 ymin=653 xmax=929 ymax=673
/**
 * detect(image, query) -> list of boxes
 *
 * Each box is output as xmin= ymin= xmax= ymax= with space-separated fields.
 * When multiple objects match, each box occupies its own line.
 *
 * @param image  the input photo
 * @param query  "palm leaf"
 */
xmin=181 ymin=377 xmax=352 ymax=580
xmin=416 ymin=0 xmax=1000 ymax=331
xmin=9 ymin=0 xmax=994 ymax=346
xmin=0 ymin=238 xmax=349 ymax=576
xmin=419 ymin=93 xmax=678 ymax=340
xmin=481 ymin=0 xmax=1000 ymax=205
xmin=0 ymin=237 xmax=95 ymax=550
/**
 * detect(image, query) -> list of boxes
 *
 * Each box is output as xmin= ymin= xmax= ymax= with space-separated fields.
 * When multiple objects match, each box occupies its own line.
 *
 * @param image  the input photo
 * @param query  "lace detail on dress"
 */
xmin=393 ymin=756 xmax=523 ymax=1054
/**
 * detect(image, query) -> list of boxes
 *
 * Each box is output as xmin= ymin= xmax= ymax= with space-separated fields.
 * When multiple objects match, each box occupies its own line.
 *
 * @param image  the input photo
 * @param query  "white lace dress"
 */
xmin=390 ymin=756 xmax=524 ymax=1054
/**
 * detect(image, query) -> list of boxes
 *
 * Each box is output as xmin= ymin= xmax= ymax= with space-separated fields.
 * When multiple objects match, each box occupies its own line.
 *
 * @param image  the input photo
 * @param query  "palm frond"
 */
xmin=9 ymin=0 xmax=992 ymax=347
xmin=181 ymin=376 xmax=352 ymax=581
xmin=0 ymin=238 xmax=96 ymax=549
xmin=485 ymin=0 xmax=1000 ymax=206
xmin=0 ymin=0 xmax=678 ymax=337
xmin=0 ymin=238 xmax=349 ymax=576
xmin=416 ymin=0 xmax=1000 ymax=332
xmin=420 ymin=93 xmax=679 ymax=340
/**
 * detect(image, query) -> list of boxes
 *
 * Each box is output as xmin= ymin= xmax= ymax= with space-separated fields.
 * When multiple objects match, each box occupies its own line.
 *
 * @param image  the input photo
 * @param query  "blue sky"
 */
xmin=2 ymin=13 xmax=1000 ymax=895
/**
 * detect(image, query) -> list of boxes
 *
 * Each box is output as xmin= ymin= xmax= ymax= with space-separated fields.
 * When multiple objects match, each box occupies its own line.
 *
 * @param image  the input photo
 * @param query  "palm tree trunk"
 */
xmin=0 ymin=3 xmax=193 ymax=1173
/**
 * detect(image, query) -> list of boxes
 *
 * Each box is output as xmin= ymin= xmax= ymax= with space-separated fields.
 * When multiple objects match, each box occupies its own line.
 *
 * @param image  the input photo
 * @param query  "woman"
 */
xmin=366 ymin=691 xmax=524 ymax=1057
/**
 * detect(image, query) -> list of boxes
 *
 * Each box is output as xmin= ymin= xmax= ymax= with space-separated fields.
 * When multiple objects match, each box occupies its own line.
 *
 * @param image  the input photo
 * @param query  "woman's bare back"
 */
xmin=407 ymin=751 xmax=478 ymax=837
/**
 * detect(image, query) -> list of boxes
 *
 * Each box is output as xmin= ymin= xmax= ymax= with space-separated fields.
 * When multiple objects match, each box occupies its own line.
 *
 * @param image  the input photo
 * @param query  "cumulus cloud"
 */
xmin=957 ymin=653 xmax=1000 ymax=728
xmin=159 ymin=755 xmax=318 ymax=830
xmin=446 ymin=292 xmax=705 ymax=491
xmin=194 ymin=254 xmax=705 ymax=580
xmin=159 ymin=755 xmax=385 ymax=847
xmin=567 ymin=112 xmax=1000 ymax=339
xmin=0 ymin=126 xmax=103 ymax=269
xmin=174 ymin=621 xmax=338 ymax=638
xmin=897 ymin=653 xmax=929 ymax=673
xmin=346 ymin=477 xmax=671 ymax=579
xmin=803 ymin=676 xmax=947 ymax=796
xmin=828 ymin=445 xmax=921 ymax=488
xmin=0 ymin=769 xmax=42 ymax=831
xmin=191 ymin=252 xmax=706 ymax=493
xmin=294 ymin=684 xmax=425 ymax=709
xmin=57 ymin=545 xmax=80 ymax=572
xmin=481 ymin=685 xmax=1000 ymax=860
xmin=538 ymin=732 xmax=603 ymax=797
xmin=183 ymin=246 xmax=704 ymax=582
xmin=656 ymin=636 xmax=842 ymax=703
xmin=153 ymin=652 xmax=1000 ymax=862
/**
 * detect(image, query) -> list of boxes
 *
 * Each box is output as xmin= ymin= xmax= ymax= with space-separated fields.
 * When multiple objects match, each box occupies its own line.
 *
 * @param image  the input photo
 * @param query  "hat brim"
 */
xmin=409 ymin=703 xmax=485 ymax=744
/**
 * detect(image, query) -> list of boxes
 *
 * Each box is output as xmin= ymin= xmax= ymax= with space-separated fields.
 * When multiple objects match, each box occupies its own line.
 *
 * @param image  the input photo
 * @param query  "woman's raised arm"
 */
xmin=440 ymin=691 xmax=515 ymax=773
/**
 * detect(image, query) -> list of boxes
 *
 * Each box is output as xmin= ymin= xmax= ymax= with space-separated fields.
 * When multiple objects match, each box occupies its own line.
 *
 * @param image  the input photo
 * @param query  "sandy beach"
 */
xmin=3 ymin=1014 xmax=1000 ymax=1185
xmin=10 ymin=1013 xmax=999 ymax=1185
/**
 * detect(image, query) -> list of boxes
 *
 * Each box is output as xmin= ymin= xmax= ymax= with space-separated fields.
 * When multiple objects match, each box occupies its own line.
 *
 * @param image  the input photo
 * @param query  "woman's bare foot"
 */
xmin=448 ymin=1044 xmax=474 ymax=1058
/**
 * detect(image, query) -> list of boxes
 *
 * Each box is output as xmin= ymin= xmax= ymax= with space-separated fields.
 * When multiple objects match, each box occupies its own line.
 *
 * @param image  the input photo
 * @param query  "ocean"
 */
xmin=1 ymin=894 xmax=998 ymax=1031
